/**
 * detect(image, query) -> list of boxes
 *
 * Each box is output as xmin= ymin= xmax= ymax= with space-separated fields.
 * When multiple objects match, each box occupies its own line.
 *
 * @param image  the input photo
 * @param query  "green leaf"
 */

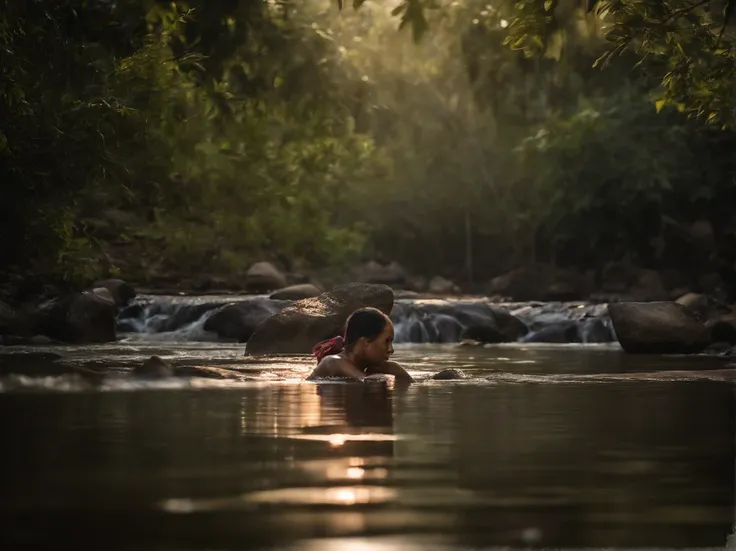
xmin=391 ymin=2 xmax=408 ymax=17
xmin=654 ymin=99 xmax=666 ymax=113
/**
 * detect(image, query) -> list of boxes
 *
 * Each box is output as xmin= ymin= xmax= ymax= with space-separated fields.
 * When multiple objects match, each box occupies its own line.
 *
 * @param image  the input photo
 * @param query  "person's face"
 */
xmin=358 ymin=321 xmax=395 ymax=365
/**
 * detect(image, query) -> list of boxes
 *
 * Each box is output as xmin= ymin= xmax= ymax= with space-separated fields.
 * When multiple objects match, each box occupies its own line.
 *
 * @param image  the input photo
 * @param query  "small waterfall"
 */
xmin=118 ymin=294 xmax=614 ymax=344
xmin=118 ymin=295 xmax=267 ymax=342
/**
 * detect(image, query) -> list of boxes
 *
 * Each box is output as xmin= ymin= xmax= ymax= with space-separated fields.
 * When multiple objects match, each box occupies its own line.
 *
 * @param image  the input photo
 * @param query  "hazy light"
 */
xmin=346 ymin=467 xmax=364 ymax=479
xmin=330 ymin=433 xmax=347 ymax=447
xmin=500 ymin=19 xmax=509 ymax=28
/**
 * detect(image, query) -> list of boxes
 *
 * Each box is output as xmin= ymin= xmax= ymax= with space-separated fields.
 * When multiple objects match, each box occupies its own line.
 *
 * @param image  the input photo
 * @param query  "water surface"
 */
xmin=0 ymin=343 xmax=734 ymax=549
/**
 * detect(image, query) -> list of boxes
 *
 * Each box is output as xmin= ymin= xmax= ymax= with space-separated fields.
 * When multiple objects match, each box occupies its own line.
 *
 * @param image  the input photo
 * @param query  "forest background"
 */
xmin=2 ymin=0 xmax=735 ymax=302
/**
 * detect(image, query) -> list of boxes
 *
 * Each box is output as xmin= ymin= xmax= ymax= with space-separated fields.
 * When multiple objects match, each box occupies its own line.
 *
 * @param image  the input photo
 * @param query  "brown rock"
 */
xmin=92 ymin=279 xmax=136 ymax=307
xmin=245 ymin=283 xmax=394 ymax=355
xmin=245 ymin=262 xmax=288 ymax=293
xmin=133 ymin=356 xmax=175 ymax=379
xmin=608 ymin=301 xmax=710 ymax=354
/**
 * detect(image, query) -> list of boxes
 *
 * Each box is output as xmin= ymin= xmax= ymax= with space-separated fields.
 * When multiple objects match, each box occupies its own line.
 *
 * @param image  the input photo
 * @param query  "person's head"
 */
xmin=344 ymin=307 xmax=394 ymax=365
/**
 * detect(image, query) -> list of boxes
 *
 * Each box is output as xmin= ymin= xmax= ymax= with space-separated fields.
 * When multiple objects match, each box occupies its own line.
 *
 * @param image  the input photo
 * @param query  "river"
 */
xmin=0 ymin=295 xmax=734 ymax=549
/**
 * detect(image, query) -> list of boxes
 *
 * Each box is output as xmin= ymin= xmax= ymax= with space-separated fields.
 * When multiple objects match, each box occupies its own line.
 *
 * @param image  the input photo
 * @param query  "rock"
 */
xmin=245 ymin=262 xmax=288 ymax=293
xmin=0 ymin=335 xmax=56 ymax=346
xmin=491 ymin=308 xmax=529 ymax=341
xmin=428 ymin=276 xmax=459 ymax=295
xmin=393 ymin=289 xmax=419 ymax=299
xmin=489 ymin=264 xmax=588 ymax=301
xmin=707 ymin=317 xmax=736 ymax=345
xmin=406 ymin=276 xmax=428 ymax=292
xmin=269 ymin=283 xmax=322 ymax=301
xmin=461 ymin=325 xmax=507 ymax=344
xmin=703 ymin=341 xmax=733 ymax=355
xmin=675 ymin=292 xmax=710 ymax=320
xmin=35 ymin=292 xmax=117 ymax=344
xmin=91 ymin=287 xmax=115 ymax=305
xmin=92 ymin=278 xmax=136 ymax=307
xmin=133 ymin=356 xmax=175 ymax=379
xmin=461 ymin=309 xmax=528 ymax=344
xmin=245 ymin=283 xmax=394 ymax=355
xmin=607 ymin=301 xmax=710 ymax=354
xmin=359 ymin=260 xmax=407 ymax=286
xmin=457 ymin=339 xmax=483 ymax=347
xmin=432 ymin=368 xmax=467 ymax=380
xmin=175 ymin=365 xmax=242 ymax=379
xmin=203 ymin=298 xmax=289 ymax=342
xmin=521 ymin=322 xmax=580 ymax=343
xmin=393 ymin=300 xmax=527 ymax=344
xmin=580 ymin=317 xmax=614 ymax=343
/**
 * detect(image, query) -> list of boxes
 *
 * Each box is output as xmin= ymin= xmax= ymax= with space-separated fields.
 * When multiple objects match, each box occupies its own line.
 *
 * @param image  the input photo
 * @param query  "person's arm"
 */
xmin=366 ymin=361 xmax=415 ymax=383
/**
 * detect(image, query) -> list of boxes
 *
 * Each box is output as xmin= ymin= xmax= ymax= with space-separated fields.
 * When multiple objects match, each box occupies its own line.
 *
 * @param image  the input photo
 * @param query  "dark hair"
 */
xmin=311 ymin=307 xmax=390 ymax=362
xmin=344 ymin=307 xmax=390 ymax=346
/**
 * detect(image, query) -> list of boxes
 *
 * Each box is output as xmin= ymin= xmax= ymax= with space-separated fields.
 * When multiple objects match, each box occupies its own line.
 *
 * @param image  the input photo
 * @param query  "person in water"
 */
xmin=306 ymin=307 xmax=414 ymax=383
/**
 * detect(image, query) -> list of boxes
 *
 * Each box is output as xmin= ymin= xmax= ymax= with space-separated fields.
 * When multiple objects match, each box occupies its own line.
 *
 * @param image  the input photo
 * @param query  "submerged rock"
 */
xmin=133 ymin=356 xmax=175 ymax=379
xmin=132 ymin=356 xmax=242 ymax=380
xmin=245 ymin=283 xmax=394 ymax=355
xmin=608 ymin=301 xmax=710 ymax=354
xmin=175 ymin=365 xmax=242 ymax=379
xmin=432 ymin=368 xmax=467 ymax=380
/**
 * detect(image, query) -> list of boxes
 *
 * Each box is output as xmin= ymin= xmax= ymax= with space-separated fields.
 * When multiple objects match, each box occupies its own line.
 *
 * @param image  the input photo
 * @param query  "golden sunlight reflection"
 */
xmin=346 ymin=467 xmax=364 ymax=479
xmin=244 ymin=485 xmax=397 ymax=506
xmin=330 ymin=433 xmax=347 ymax=447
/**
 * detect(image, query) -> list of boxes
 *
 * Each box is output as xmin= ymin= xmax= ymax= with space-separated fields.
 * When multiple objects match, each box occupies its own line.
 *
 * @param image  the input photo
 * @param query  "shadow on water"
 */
xmin=0 ymin=369 xmax=733 ymax=549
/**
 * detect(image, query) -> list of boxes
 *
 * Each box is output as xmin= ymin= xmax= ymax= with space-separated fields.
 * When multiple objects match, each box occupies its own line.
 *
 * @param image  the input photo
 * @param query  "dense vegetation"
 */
xmin=1 ymin=0 xmax=735 ymax=297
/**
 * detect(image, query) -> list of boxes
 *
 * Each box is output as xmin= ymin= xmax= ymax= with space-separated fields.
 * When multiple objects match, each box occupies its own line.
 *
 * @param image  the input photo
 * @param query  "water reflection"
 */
xmin=0 ymin=378 xmax=733 ymax=549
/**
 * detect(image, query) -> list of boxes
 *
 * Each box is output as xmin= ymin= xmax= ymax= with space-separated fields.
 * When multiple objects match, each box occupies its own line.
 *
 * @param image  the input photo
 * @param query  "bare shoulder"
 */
xmin=306 ymin=355 xmax=356 ymax=380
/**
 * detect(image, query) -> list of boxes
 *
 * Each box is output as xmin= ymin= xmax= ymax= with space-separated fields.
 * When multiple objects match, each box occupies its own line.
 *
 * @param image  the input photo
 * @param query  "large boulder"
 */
xmin=35 ymin=292 xmax=117 ymax=343
xmin=245 ymin=283 xmax=394 ymax=355
xmin=608 ymin=301 xmax=711 ymax=354
xmin=269 ymin=283 xmax=322 ymax=301
xmin=203 ymin=298 xmax=289 ymax=342
xmin=245 ymin=262 xmax=288 ymax=293
xmin=92 ymin=278 xmax=136 ymax=307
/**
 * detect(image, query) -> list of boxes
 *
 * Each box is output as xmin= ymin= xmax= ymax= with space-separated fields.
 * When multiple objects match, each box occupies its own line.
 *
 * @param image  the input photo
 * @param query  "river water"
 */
xmin=0 ymin=296 xmax=735 ymax=549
